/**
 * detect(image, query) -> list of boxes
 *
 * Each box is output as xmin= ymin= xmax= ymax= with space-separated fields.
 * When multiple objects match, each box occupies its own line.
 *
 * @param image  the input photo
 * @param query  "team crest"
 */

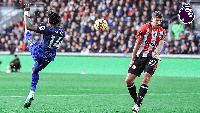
xmin=39 ymin=26 xmax=45 ymax=30
xmin=132 ymin=65 xmax=136 ymax=69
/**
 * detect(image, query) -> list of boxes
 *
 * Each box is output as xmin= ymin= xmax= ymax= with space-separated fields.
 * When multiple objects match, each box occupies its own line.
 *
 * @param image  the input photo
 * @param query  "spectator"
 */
xmin=81 ymin=46 xmax=90 ymax=54
xmin=0 ymin=0 xmax=197 ymax=55
xmin=169 ymin=4 xmax=179 ymax=17
xmin=1 ymin=38 xmax=6 ymax=51
xmin=10 ymin=55 xmax=21 ymax=72
xmin=171 ymin=20 xmax=184 ymax=40
xmin=188 ymin=41 xmax=197 ymax=54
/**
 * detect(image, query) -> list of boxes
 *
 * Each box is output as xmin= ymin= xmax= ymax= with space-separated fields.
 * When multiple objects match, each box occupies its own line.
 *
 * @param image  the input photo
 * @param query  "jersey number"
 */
xmin=49 ymin=35 xmax=62 ymax=48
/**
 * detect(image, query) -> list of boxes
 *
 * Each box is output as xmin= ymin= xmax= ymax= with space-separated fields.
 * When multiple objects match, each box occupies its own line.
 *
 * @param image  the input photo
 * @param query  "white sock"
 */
xmin=28 ymin=90 xmax=35 ymax=98
xmin=30 ymin=90 xmax=35 ymax=95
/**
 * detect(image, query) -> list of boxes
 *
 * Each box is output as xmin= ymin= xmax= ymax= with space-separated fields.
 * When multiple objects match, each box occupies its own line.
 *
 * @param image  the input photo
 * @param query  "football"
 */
xmin=94 ymin=19 xmax=108 ymax=32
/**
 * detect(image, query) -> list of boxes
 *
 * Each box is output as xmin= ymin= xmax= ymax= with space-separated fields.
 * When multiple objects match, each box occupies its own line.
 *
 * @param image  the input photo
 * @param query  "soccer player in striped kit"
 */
xmin=125 ymin=11 xmax=166 ymax=113
xmin=23 ymin=4 xmax=65 ymax=108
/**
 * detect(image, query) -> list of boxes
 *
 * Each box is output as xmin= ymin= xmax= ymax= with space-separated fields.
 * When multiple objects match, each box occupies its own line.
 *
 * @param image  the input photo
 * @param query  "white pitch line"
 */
xmin=0 ymin=89 xmax=27 ymax=91
xmin=0 ymin=93 xmax=200 ymax=98
xmin=147 ymin=93 xmax=200 ymax=95
xmin=0 ymin=96 xmax=25 ymax=97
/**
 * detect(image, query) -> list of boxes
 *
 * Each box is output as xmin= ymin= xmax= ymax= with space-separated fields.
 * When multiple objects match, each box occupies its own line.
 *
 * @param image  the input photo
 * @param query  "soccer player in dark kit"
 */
xmin=23 ymin=4 xmax=65 ymax=108
xmin=125 ymin=11 xmax=166 ymax=113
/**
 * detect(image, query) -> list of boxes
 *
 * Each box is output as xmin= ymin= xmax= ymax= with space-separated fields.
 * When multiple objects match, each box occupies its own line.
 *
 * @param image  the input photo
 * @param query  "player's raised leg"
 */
xmin=24 ymin=31 xmax=40 ymax=108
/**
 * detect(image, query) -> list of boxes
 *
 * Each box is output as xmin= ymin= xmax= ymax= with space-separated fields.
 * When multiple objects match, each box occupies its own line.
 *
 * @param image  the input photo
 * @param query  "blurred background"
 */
xmin=0 ymin=1 xmax=200 ymax=112
xmin=0 ymin=0 xmax=200 ymax=54
xmin=0 ymin=0 xmax=200 ymax=73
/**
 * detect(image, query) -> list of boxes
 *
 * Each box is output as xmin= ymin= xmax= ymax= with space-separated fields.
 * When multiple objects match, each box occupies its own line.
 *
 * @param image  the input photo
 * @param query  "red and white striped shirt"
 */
xmin=135 ymin=23 xmax=166 ymax=57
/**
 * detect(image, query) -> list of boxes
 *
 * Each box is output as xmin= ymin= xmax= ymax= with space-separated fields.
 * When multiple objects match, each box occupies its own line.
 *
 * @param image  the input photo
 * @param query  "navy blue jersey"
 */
xmin=36 ymin=26 xmax=65 ymax=53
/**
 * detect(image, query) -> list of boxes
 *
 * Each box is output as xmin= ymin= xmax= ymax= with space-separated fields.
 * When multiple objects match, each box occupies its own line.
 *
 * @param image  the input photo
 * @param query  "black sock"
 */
xmin=127 ymin=83 xmax=137 ymax=103
xmin=136 ymin=84 xmax=148 ymax=107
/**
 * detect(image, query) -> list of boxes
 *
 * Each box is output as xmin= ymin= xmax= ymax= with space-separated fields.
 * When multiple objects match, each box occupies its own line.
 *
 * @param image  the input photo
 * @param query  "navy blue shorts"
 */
xmin=28 ymin=40 xmax=53 ymax=73
xmin=33 ymin=58 xmax=50 ymax=73
xmin=128 ymin=57 xmax=158 ymax=77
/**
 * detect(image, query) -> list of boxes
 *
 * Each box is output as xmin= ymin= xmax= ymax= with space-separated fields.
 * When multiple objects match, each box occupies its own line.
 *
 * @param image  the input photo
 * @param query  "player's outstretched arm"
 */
xmin=154 ymin=40 xmax=164 ymax=61
xmin=24 ymin=4 xmax=37 ymax=32
xmin=132 ymin=39 xmax=142 ymax=60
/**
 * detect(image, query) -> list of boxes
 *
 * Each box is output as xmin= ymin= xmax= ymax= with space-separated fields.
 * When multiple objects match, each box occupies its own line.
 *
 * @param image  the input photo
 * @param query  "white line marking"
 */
xmin=0 ymin=96 xmax=25 ymax=97
xmin=0 ymin=93 xmax=200 ymax=98
xmin=0 ymin=89 xmax=27 ymax=91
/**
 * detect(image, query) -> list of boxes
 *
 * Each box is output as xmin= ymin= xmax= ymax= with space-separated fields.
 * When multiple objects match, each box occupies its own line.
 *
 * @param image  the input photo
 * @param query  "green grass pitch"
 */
xmin=0 ymin=72 xmax=200 ymax=113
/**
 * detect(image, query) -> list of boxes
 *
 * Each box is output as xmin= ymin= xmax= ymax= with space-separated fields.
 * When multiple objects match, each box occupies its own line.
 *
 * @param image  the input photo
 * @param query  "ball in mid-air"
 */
xmin=94 ymin=19 xmax=108 ymax=32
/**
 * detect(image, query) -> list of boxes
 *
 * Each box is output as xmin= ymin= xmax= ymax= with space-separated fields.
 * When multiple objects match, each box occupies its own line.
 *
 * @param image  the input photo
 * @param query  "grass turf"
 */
xmin=0 ymin=72 xmax=200 ymax=113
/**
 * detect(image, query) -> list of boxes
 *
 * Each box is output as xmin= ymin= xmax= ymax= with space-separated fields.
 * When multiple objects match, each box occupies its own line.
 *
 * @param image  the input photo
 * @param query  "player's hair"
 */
xmin=48 ymin=11 xmax=60 ymax=25
xmin=152 ymin=11 xmax=163 ymax=18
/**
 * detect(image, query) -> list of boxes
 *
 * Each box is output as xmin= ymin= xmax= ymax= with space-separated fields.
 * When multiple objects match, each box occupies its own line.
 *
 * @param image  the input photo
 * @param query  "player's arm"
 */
xmin=131 ymin=24 xmax=148 ymax=60
xmin=128 ymin=39 xmax=142 ymax=69
xmin=154 ymin=29 xmax=166 ymax=61
xmin=132 ymin=39 xmax=142 ymax=61
xmin=128 ymin=24 xmax=146 ymax=69
xmin=24 ymin=4 xmax=37 ymax=32
xmin=156 ymin=40 xmax=164 ymax=55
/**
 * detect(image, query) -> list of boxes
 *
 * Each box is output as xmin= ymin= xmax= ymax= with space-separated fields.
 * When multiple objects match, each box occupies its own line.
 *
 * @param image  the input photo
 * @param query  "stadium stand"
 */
xmin=0 ymin=0 xmax=199 ymax=54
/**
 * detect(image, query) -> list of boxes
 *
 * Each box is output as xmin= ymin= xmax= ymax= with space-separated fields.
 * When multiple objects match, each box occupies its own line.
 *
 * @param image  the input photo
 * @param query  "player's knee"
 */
xmin=125 ymin=74 xmax=136 ymax=85
xmin=142 ymin=77 xmax=150 ymax=85
xmin=125 ymin=78 xmax=133 ymax=85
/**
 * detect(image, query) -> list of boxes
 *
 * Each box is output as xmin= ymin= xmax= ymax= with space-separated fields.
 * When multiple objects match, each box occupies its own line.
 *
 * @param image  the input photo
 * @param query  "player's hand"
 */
xmin=128 ymin=59 xmax=135 ymax=70
xmin=24 ymin=4 xmax=30 ymax=11
xmin=154 ymin=53 xmax=161 ymax=61
xmin=39 ymin=22 xmax=45 ymax=26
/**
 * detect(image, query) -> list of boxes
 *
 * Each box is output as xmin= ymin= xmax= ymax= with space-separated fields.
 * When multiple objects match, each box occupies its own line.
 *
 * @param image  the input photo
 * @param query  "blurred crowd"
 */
xmin=0 ymin=0 xmax=23 ymax=8
xmin=0 ymin=0 xmax=200 ymax=54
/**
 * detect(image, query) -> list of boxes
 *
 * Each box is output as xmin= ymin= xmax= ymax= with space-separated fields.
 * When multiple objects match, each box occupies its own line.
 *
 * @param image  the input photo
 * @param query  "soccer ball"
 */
xmin=94 ymin=19 xmax=108 ymax=32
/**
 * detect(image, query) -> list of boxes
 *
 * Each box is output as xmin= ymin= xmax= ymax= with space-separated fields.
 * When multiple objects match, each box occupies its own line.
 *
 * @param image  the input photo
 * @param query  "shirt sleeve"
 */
xmin=36 ymin=26 xmax=52 ymax=35
xmin=160 ymin=29 xmax=166 ymax=42
xmin=135 ymin=24 xmax=148 ymax=41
